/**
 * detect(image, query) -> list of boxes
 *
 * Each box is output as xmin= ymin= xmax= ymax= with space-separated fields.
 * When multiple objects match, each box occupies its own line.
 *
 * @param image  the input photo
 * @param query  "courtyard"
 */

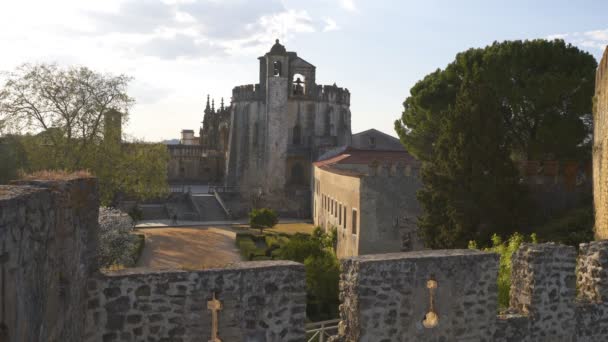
xmin=135 ymin=222 xmax=315 ymax=269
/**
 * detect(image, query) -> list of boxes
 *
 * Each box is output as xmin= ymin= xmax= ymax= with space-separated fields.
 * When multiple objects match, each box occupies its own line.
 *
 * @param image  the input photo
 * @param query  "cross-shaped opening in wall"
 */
xmin=207 ymin=292 xmax=223 ymax=342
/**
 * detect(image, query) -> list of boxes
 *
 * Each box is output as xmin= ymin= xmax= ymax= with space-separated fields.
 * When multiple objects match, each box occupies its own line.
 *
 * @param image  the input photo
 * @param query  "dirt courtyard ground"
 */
xmin=136 ymin=227 xmax=243 ymax=269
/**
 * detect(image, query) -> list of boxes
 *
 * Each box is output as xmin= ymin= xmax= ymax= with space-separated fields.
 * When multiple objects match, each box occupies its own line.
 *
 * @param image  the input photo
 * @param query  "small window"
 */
xmin=343 ymin=206 xmax=347 ymax=228
xmin=273 ymin=61 xmax=282 ymax=76
xmin=352 ymin=209 xmax=358 ymax=235
xmin=369 ymin=136 xmax=376 ymax=148
xmin=339 ymin=204 xmax=342 ymax=225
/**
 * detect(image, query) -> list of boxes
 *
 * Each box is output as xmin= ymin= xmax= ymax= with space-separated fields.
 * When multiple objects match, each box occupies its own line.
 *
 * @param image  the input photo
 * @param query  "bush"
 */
xmin=249 ymin=208 xmax=278 ymax=234
xmin=278 ymin=227 xmax=340 ymax=321
xmin=469 ymin=232 xmax=537 ymax=310
xmin=98 ymin=207 xmax=142 ymax=268
xmin=235 ymin=233 xmax=267 ymax=260
xmin=535 ymin=205 xmax=594 ymax=247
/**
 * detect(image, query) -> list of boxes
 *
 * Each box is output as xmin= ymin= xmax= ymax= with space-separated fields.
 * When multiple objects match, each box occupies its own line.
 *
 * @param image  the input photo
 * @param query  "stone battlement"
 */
xmin=367 ymin=161 xmax=419 ymax=177
xmin=85 ymin=261 xmax=306 ymax=341
xmin=333 ymin=242 xmax=608 ymax=342
xmin=231 ymin=83 xmax=351 ymax=105
xmin=0 ymin=177 xmax=99 ymax=341
xmin=4 ymin=177 xmax=608 ymax=341
xmin=232 ymin=83 xmax=264 ymax=101
xmin=314 ymin=84 xmax=350 ymax=105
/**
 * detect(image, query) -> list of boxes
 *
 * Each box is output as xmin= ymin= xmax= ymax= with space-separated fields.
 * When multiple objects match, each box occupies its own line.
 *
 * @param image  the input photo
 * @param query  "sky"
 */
xmin=0 ymin=0 xmax=607 ymax=142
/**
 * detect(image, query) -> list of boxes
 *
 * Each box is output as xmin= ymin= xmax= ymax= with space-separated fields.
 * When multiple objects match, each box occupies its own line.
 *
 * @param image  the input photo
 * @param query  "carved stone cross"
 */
xmin=422 ymin=278 xmax=439 ymax=329
xmin=207 ymin=292 xmax=222 ymax=342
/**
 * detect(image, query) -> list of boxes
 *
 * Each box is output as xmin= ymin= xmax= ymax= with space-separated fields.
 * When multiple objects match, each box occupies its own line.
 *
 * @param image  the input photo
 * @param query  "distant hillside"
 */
xmin=162 ymin=139 xmax=180 ymax=145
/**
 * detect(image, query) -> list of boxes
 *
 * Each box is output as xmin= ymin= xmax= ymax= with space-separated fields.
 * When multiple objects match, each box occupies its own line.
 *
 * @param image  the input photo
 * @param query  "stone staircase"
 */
xmin=190 ymin=194 xmax=228 ymax=221
xmin=165 ymin=201 xmax=199 ymax=221
xmin=138 ymin=204 xmax=168 ymax=220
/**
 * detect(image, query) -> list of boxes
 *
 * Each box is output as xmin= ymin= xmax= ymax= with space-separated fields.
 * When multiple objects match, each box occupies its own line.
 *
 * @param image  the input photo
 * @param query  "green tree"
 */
xmin=278 ymin=227 xmax=340 ymax=321
xmin=395 ymin=40 xmax=597 ymax=248
xmin=0 ymin=63 xmax=168 ymax=204
xmin=249 ymin=208 xmax=279 ymax=234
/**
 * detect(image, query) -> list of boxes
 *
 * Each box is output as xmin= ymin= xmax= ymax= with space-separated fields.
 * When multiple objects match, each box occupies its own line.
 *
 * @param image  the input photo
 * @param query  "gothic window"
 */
xmin=292 ymin=74 xmax=306 ymax=95
xmin=293 ymin=125 xmax=301 ymax=145
xmin=290 ymin=163 xmax=305 ymax=185
xmin=273 ymin=61 xmax=282 ymax=76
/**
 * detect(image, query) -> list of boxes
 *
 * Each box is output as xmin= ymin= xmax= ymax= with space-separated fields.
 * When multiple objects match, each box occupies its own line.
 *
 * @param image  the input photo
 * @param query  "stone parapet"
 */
xmin=0 ymin=176 xmax=99 ymax=342
xmin=594 ymin=47 xmax=608 ymax=239
xmin=84 ymin=261 xmax=306 ymax=341
xmin=336 ymin=250 xmax=499 ymax=341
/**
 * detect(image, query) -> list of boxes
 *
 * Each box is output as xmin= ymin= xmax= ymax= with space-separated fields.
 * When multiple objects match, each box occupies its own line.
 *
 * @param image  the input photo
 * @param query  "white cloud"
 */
xmin=548 ymin=29 xmax=608 ymax=52
xmin=323 ymin=18 xmax=340 ymax=32
xmin=0 ymin=0 xmax=351 ymax=141
xmin=339 ymin=0 xmax=357 ymax=12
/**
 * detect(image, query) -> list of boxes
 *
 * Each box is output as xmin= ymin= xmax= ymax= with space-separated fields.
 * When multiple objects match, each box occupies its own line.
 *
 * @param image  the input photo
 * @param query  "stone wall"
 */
xmin=594 ymin=46 xmax=608 ymax=239
xmin=333 ymin=242 xmax=608 ymax=342
xmin=336 ymin=250 xmax=499 ymax=341
xmin=0 ymin=177 xmax=99 ymax=341
xmin=85 ymin=261 xmax=306 ymax=342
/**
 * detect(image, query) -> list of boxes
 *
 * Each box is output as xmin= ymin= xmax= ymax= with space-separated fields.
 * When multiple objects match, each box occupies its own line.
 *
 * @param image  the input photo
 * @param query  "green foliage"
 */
xmin=0 ymin=63 xmax=169 ymax=204
xmin=0 ymin=135 xmax=28 ymax=184
xmin=469 ymin=232 xmax=537 ymax=309
xmin=235 ymin=234 xmax=266 ymax=260
xmin=395 ymin=39 xmax=597 ymax=248
xmin=535 ymin=205 xmax=594 ymax=247
xmin=249 ymin=208 xmax=279 ymax=234
xmin=279 ymin=227 xmax=340 ymax=321
xmin=235 ymin=227 xmax=340 ymax=321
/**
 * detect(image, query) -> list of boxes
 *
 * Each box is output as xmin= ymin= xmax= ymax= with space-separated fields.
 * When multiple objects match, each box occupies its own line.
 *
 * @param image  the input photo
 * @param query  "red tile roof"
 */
xmin=314 ymin=147 xmax=418 ymax=167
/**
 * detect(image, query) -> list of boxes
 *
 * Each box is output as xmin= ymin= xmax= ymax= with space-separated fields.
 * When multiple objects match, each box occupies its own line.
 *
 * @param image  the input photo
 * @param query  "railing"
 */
xmin=306 ymin=319 xmax=340 ymax=342
xmin=169 ymin=185 xmax=185 ymax=193
xmin=213 ymin=191 xmax=233 ymax=220
xmin=208 ymin=185 xmax=239 ymax=194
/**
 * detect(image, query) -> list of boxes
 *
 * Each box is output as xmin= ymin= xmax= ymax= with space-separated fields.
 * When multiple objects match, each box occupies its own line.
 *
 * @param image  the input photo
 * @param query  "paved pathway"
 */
xmin=136 ymin=227 xmax=242 ymax=269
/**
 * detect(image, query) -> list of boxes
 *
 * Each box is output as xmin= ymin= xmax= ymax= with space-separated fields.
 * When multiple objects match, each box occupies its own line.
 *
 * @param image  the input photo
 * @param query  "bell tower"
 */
xmin=262 ymin=39 xmax=290 ymax=191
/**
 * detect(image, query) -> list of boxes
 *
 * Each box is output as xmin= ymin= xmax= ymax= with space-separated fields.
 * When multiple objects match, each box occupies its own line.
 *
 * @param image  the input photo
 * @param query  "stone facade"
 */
xmin=8 ymin=176 xmax=608 ymax=341
xmin=333 ymin=242 xmax=608 ymax=342
xmin=167 ymin=97 xmax=230 ymax=184
xmin=594 ymin=46 xmax=608 ymax=239
xmin=335 ymin=250 xmax=499 ymax=341
xmin=313 ymin=147 xmax=422 ymax=258
xmin=85 ymin=261 xmax=306 ymax=342
xmin=225 ymin=40 xmax=352 ymax=214
xmin=0 ymin=177 xmax=99 ymax=342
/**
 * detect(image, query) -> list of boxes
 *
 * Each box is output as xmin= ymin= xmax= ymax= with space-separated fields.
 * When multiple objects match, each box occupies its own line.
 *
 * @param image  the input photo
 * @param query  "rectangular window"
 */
xmin=352 ymin=209 xmax=358 ymax=235
xmin=339 ymin=204 xmax=342 ymax=225
xmin=343 ymin=207 xmax=347 ymax=228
